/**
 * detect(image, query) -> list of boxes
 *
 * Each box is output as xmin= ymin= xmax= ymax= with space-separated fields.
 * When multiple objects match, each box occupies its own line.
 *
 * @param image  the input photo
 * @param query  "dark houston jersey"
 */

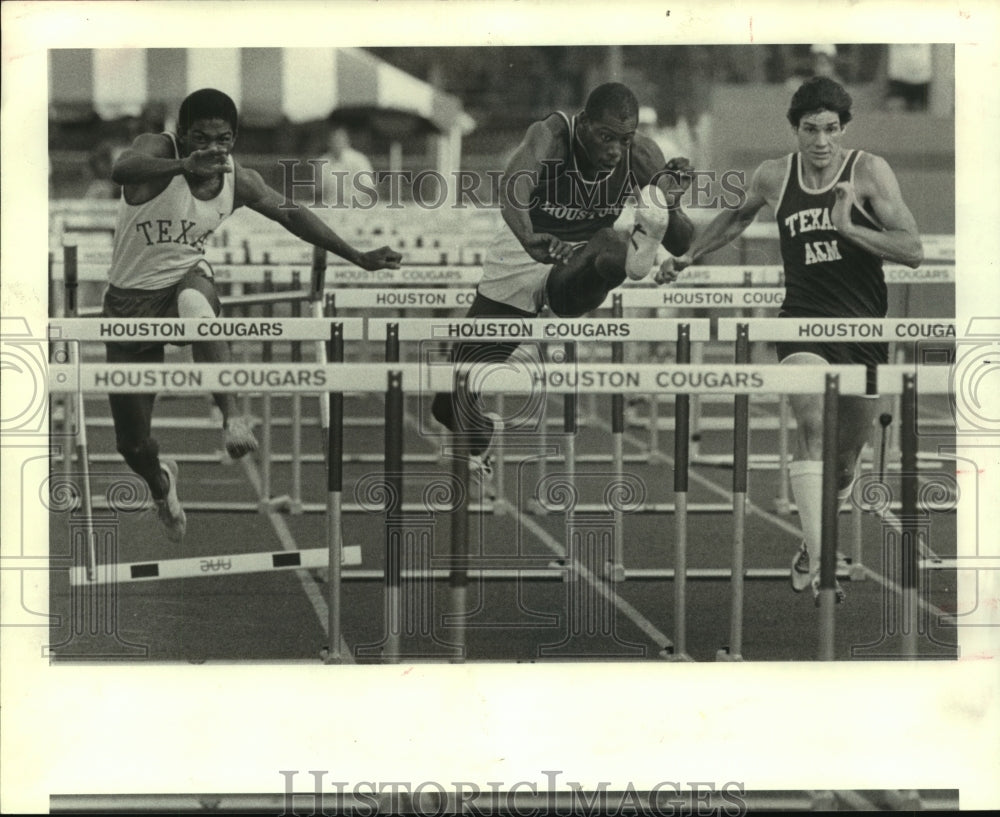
xmin=528 ymin=112 xmax=637 ymax=243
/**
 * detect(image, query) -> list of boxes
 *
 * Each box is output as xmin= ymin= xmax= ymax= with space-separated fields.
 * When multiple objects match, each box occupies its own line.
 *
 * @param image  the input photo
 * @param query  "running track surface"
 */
xmin=49 ymin=373 xmax=959 ymax=663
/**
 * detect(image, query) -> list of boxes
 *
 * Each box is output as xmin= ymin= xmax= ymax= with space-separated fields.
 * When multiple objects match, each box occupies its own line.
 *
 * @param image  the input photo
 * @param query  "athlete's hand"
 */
xmin=358 ymin=246 xmax=403 ymax=271
xmin=660 ymin=157 xmax=695 ymax=198
xmin=182 ymin=147 xmax=231 ymax=179
xmin=523 ymin=233 xmax=574 ymax=264
xmin=654 ymin=255 xmax=679 ymax=286
xmin=831 ymin=181 xmax=857 ymax=233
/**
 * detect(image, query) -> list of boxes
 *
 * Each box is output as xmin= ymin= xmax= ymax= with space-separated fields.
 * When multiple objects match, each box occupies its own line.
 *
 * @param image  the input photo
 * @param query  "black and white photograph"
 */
xmin=2 ymin=1 xmax=997 ymax=814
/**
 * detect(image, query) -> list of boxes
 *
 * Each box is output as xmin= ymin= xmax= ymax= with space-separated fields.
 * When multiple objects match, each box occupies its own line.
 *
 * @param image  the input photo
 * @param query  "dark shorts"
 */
xmin=774 ymin=311 xmax=888 ymax=396
xmin=102 ymin=261 xmax=221 ymax=359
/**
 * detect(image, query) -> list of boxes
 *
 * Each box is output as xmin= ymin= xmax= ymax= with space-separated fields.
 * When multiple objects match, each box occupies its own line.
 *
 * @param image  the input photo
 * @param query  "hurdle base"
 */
xmin=715 ymin=647 xmax=744 ymax=662
xmin=772 ymin=496 xmax=792 ymax=515
xmin=658 ymin=646 xmax=695 ymax=662
xmin=319 ymin=647 xmax=347 ymax=665
xmin=606 ymin=562 xmax=626 ymax=583
xmin=848 ymin=563 xmax=868 ymax=581
xmin=262 ymin=496 xmax=305 ymax=515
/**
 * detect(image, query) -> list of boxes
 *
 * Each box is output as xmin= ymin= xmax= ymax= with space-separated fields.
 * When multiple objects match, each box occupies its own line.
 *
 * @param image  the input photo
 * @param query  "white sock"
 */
xmin=789 ymin=460 xmax=823 ymax=568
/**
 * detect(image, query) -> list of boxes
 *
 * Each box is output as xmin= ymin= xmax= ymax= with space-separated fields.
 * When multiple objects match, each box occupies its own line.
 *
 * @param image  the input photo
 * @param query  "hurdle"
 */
xmin=49 ymin=360 xmax=431 ymax=664
xmin=364 ymin=315 xmax=716 ymax=512
xmin=875 ymin=364 xmax=956 ymax=660
xmin=717 ymin=317 xmax=956 ymax=576
xmin=427 ymin=361 xmax=868 ymax=661
xmin=607 ymin=265 xmax=955 ymax=461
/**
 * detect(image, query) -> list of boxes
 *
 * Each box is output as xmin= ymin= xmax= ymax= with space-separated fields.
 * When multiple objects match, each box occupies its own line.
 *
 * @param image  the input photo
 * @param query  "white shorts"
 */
xmin=477 ymin=225 xmax=585 ymax=314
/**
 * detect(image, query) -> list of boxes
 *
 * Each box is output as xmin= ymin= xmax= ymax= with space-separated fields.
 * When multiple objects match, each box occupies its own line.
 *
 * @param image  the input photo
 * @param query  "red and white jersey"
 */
xmin=107 ymin=133 xmax=235 ymax=290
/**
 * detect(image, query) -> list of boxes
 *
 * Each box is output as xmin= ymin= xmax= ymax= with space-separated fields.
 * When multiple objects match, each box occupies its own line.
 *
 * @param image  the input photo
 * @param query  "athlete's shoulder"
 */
xmin=852 ymin=150 xmax=894 ymax=179
xmin=629 ymin=133 xmax=667 ymax=176
xmin=521 ymin=113 xmax=571 ymax=159
xmin=752 ymin=156 xmax=790 ymax=197
xmin=130 ymin=131 xmax=175 ymax=158
xmin=232 ymin=159 xmax=268 ymax=207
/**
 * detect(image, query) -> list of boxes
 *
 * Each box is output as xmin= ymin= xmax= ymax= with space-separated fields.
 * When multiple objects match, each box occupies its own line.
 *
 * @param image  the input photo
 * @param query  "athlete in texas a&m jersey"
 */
xmin=669 ymin=77 xmax=922 ymax=604
xmin=102 ymin=88 xmax=401 ymax=543
xmin=431 ymin=82 xmax=695 ymax=491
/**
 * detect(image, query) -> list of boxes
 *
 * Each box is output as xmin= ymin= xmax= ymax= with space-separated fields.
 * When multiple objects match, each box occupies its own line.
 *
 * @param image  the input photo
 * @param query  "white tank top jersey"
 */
xmin=107 ymin=133 xmax=236 ymax=290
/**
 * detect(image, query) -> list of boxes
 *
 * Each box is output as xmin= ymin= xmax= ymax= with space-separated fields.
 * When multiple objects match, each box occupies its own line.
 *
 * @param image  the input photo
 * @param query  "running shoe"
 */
xmin=469 ymin=412 xmax=503 ymax=499
xmin=154 ymin=458 xmax=186 ymax=542
xmin=223 ymin=415 xmax=258 ymax=459
xmin=811 ymin=573 xmax=846 ymax=606
xmin=790 ymin=540 xmax=812 ymax=592
xmin=622 ymin=185 xmax=671 ymax=281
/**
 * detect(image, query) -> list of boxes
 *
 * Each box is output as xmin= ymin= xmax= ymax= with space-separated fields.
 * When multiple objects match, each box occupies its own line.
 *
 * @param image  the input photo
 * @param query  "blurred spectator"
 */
xmin=786 ymin=44 xmax=845 ymax=89
xmin=319 ymin=126 xmax=373 ymax=207
xmin=886 ymin=44 xmax=932 ymax=112
xmin=83 ymin=141 xmax=121 ymax=199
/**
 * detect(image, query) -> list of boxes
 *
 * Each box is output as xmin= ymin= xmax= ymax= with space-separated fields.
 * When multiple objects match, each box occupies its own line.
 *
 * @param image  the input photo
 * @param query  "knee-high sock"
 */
xmin=789 ymin=460 xmax=823 ymax=567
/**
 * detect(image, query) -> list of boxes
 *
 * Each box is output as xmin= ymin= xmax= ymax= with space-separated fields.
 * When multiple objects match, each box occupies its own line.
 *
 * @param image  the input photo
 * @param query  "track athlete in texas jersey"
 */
xmin=666 ymin=77 xmax=922 ymax=602
xmin=431 ymin=82 xmax=694 ymax=489
xmin=105 ymin=88 xmax=401 ymax=542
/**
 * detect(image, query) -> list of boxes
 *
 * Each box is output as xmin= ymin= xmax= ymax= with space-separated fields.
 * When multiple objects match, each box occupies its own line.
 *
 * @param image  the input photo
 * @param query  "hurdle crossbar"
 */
xmin=48 ymin=363 xmax=428 ymax=394
xmin=68 ymin=546 xmax=363 ymax=586
xmin=717 ymin=317 xmax=956 ymax=342
xmin=366 ymin=317 xmax=713 ymax=343
xmin=426 ymin=363 xmax=869 ymax=395
xmin=48 ymin=317 xmax=365 ymax=343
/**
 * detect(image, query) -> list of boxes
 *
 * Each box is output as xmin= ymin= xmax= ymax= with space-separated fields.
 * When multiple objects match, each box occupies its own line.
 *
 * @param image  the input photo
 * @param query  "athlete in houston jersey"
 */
xmin=108 ymin=132 xmax=234 ymax=290
xmin=670 ymin=77 xmax=923 ymax=607
xmin=775 ymin=148 xmax=886 ymax=320
xmin=527 ymin=112 xmax=635 ymax=243
xmin=432 ymin=82 xmax=695 ymax=487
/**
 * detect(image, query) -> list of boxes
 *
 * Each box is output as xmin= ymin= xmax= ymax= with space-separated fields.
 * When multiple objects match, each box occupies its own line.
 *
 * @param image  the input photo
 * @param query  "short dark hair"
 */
xmin=178 ymin=88 xmax=239 ymax=134
xmin=787 ymin=77 xmax=853 ymax=127
xmin=584 ymin=83 xmax=639 ymax=123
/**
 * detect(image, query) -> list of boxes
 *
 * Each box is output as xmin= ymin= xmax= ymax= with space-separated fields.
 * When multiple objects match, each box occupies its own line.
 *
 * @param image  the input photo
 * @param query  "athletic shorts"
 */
xmin=774 ymin=310 xmax=888 ymax=396
xmin=102 ymin=260 xmax=221 ymax=357
xmin=477 ymin=224 xmax=585 ymax=314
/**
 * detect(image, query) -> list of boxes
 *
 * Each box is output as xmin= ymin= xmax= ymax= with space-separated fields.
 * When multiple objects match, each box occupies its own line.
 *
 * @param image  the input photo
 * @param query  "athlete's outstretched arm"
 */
xmin=111 ymin=134 xmax=229 ymax=185
xmin=675 ymin=162 xmax=773 ymax=268
xmin=234 ymin=164 xmax=401 ymax=271
xmin=499 ymin=117 xmax=575 ymax=264
xmin=832 ymin=153 xmax=923 ymax=268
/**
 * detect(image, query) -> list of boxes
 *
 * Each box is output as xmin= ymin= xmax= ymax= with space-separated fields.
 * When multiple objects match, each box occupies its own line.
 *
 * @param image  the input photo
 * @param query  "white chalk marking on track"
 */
xmin=495 ymin=499 xmax=675 ymax=652
xmin=239 ymin=458 xmax=355 ymax=663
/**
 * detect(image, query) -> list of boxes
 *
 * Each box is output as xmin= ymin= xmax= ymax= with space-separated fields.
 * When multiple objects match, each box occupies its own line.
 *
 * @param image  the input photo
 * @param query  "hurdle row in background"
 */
xmin=52 ymin=247 xmax=957 ymax=575
xmin=50 ymin=242 xmax=953 ymax=544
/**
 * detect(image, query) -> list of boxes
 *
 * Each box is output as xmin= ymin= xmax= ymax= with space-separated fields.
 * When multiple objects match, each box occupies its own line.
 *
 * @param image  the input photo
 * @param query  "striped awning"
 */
xmin=48 ymin=47 xmax=475 ymax=134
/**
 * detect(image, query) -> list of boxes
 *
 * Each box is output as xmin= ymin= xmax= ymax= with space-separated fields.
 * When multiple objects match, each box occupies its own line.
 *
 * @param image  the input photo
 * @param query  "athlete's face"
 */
xmin=578 ymin=111 xmax=637 ymax=172
xmin=794 ymin=110 xmax=845 ymax=170
xmin=180 ymin=117 xmax=236 ymax=157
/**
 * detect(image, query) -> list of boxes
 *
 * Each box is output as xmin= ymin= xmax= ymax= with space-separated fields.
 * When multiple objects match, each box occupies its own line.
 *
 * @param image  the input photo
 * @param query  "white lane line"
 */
xmin=494 ymin=499 xmax=674 ymax=653
xmin=240 ymin=458 xmax=355 ymax=663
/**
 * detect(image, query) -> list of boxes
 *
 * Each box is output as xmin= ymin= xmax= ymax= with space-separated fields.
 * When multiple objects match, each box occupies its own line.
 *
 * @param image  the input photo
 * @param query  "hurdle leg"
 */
xmin=384 ymin=370 xmax=405 ymax=663
xmin=289 ymin=293 xmax=304 ymax=514
xmin=528 ymin=347 xmax=549 ymax=516
xmin=774 ymin=395 xmax=792 ymax=514
xmin=663 ymin=324 xmax=693 ymax=661
xmin=449 ymin=433 xmax=470 ymax=662
xmin=900 ymin=373 xmax=919 ymax=660
xmin=321 ymin=324 xmax=346 ymax=664
xmin=609 ymin=330 xmax=626 ymax=582
xmin=718 ymin=323 xmax=750 ymax=661
xmin=817 ymin=374 xmax=841 ymax=661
